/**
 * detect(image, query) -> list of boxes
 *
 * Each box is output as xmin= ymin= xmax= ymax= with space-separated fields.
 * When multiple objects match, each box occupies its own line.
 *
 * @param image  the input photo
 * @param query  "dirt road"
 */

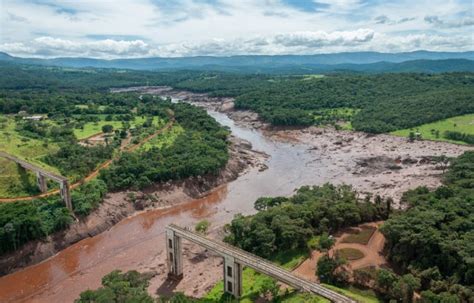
xmin=0 ymin=119 xmax=174 ymax=203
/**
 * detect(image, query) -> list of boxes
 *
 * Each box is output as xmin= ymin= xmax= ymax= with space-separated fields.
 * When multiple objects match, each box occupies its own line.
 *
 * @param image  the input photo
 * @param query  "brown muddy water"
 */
xmin=0 ymin=109 xmax=341 ymax=302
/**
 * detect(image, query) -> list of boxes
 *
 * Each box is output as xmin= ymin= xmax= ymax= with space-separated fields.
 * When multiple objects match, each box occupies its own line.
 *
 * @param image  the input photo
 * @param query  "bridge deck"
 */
xmin=0 ymin=151 xmax=67 ymax=182
xmin=167 ymin=224 xmax=356 ymax=303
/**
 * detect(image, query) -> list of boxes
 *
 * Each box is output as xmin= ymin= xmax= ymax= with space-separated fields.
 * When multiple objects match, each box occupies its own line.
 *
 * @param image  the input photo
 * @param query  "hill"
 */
xmin=0 ymin=51 xmax=473 ymax=73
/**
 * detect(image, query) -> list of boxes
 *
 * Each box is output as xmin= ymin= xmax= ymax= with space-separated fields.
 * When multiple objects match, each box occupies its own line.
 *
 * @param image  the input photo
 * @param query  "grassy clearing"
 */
xmin=140 ymin=124 xmax=184 ymax=151
xmin=391 ymin=113 xmax=474 ymax=144
xmin=0 ymin=115 xmax=64 ymax=197
xmin=322 ymin=284 xmax=381 ymax=303
xmin=337 ymin=248 xmax=365 ymax=261
xmin=0 ymin=115 xmax=59 ymax=172
xmin=342 ymin=226 xmax=377 ymax=245
xmin=74 ymin=116 xmax=164 ymax=140
xmin=0 ymin=159 xmax=40 ymax=197
xmin=302 ymin=74 xmax=325 ymax=80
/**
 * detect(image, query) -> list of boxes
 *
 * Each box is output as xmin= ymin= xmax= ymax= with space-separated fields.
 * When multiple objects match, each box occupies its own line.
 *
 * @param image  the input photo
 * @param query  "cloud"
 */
xmin=0 ymin=37 xmax=150 ymax=57
xmin=6 ymin=12 xmax=29 ymax=23
xmin=374 ymin=15 xmax=415 ymax=25
xmin=424 ymin=15 xmax=474 ymax=28
xmin=0 ymin=0 xmax=473 ymax=57
xmin=273 ymin=29 xmax=375 ymax=47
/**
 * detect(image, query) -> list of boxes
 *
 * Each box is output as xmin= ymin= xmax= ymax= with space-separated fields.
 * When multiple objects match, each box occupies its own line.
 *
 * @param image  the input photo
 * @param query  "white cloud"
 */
xmin=424 ymin=15 xmax=474 ymax=28
xmin=273 ymin=29 xmax=374 ymax=47
xmin=0 ymin=0 xmax=472 ymax=58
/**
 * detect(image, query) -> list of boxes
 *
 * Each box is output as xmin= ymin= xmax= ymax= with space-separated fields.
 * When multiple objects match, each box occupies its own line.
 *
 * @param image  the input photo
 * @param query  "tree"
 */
xmin=376 ymin=269 xmax=398 ymax=294
xmin=317 ymin=254 xmax=348 ymax=285
xmin=195 ymin=220 xmax=210 ymax=234
xmin=75 ymin=270 xmax=154 ymax=303
xmin=102 ymin=124 xmax=114 ymax=133
xmin=259 ymin=279 xmax=280 ymax=301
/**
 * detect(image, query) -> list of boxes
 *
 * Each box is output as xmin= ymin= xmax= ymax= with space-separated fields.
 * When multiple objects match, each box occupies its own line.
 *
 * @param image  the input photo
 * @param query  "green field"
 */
xmin=0 ymin=116 xmax=59 ymax=172
xmin=302 ymin=74 xmax=325 ymax=80
xmin=342 ymin=226 xmax=377 ymax=245
xmin=0 ymin=116 xmax=61 ymax=198
xmin=391 ymin=113 xmax=474 ymax=144
xmin=0 ymin=114 xmax=166 ymax=198
xmin=140 ymin=124 xmax=184 ymax=150
xmin=0 ymin=159 xmax=39 ymax=197
xmin=74 ymin=115 xmax=164 ymax=140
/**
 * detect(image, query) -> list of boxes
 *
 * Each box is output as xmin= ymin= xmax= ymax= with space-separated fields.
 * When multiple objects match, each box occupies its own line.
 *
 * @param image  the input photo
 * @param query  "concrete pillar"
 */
xmin=223 ymin=256 xmax=243 ymax=298
xmin=36 ymin=172 xmax=48 ymax=193
xmin=60 ymin=181 xmax=72 ymax=211
xmin=166 ymin=230 xmax=183 ymax=280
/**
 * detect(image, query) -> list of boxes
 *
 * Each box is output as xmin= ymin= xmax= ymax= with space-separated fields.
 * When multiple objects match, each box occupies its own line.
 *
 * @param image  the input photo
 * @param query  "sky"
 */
xmin=0 ymin=0 xmax=473 ymax=58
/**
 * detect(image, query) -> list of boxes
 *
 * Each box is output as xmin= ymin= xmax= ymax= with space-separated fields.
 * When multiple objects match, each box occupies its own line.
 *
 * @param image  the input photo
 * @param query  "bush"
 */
xmin=195 ymin=220 xmax=210 ymax=234
xmin=75 ymin=270 xmax=154 ymax=303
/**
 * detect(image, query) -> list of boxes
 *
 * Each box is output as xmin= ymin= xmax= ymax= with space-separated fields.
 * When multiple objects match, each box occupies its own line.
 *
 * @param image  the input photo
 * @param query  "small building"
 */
xmin=23 ymin=115 xmax=47 ymax=121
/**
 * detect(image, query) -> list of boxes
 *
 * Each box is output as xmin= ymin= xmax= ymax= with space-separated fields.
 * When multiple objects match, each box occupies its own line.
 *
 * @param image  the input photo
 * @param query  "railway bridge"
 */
xmin=166 ymin=224 xmax=356 ymax=303
xmin=0 ymin=151 xmax=72 ymax=210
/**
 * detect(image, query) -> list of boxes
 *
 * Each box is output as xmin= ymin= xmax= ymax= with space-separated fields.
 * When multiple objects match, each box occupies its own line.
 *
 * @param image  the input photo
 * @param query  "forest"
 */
xmin=222 ymin=151 xmax=474 ymax=302
xmin=0 ymin=65 xmax=230 ymax=256
xmin=381 ymin=151 xmax=474 ymax=302
xmin=99 ymin=101 xmax=229 ymax=190
xmin=224 ymin=184 xmax=390 ymax=258
xmin=2 ymin=62 xmax=473 ymax=134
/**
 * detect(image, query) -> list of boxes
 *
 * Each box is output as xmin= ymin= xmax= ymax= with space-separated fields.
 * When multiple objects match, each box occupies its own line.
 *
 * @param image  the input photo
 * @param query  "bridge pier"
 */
xmin=166 ymin=229 xmax=183 ymax=280
xmin=59 ymin=181 xmax=72 ymax=211
xmin=36 ymin=172 xmax=48 ymax=193
xmin=223 ymin=256 xmax=243 ymax=298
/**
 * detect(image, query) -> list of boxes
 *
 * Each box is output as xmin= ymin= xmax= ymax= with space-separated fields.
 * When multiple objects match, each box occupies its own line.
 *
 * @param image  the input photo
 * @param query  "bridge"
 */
xmin=166 ymin=224 xmax=356 ymax=303
xmin=0 ymin=151 xmax=72 ymax=210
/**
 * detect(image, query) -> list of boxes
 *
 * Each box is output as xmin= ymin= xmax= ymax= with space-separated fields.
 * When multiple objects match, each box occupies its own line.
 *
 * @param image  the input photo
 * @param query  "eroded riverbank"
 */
xmin=0 ymin=87 xmax=472 ymax=302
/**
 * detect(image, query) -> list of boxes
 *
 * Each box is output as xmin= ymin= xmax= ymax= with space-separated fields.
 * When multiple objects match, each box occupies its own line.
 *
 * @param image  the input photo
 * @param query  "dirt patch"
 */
xmin=0 ymin=136 xmax=266 ymax=276
xmin=274 ymin=127 xmax=473 ymax=204
xmin=336 ymin=248 xmax=365 ymax=261
xmin=341 ymin=225 xmax=377 ymax=245
xmin=292 ymin=222 xmax=387 ymax=282
xmin=124 ymin=86 xmax=474 ymax=205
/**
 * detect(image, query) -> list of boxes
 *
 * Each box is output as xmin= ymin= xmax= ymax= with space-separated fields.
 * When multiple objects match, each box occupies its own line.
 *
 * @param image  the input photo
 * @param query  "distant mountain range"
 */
xmin=1 ymin=51 xmax=473 ymax=73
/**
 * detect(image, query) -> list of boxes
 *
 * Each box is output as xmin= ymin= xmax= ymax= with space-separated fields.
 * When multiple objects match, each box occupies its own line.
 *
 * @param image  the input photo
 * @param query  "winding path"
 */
xmin=0 ymin=118 xmax=174 ymax=203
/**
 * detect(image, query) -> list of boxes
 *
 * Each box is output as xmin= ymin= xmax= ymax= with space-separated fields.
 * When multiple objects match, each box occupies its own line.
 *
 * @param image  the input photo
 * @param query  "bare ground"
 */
xmin=293 ymin=222 xmax=386 ymax=283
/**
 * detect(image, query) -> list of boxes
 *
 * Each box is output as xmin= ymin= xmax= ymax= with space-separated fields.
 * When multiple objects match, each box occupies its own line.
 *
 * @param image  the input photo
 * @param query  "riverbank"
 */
xmin=145 ymin=86 xmax=473 ymax=204
xmin=0 ymin=136 xmax=266 ymax=276
xmin=1 ymin=87 xmax=472 ymax=303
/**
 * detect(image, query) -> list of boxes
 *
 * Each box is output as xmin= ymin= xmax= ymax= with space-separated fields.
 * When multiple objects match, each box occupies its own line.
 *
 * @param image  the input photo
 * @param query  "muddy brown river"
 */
xmin=0 ymin=104 xmax=470 ymax=302
xmin=0 ymin=109 xmax=341 ymax=302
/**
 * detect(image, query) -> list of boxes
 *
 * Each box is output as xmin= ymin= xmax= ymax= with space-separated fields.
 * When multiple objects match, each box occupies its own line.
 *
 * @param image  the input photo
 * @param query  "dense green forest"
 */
xmin=99 ymin=101 xmax=229 ymax=189
xmin=381 ymin=151 xmax=474 ymax=302
xmin=0 ymin=179 xmax=106 ymax=254
xmin=444 ymin=131 xmax=474 ymax=145
xmin=2 ymin=63 xmax=473 ymax=134
xmin=224 ymin=184 xmax=390 ymax=258
xmin=223 ymin=151 xmax=474 ymax=302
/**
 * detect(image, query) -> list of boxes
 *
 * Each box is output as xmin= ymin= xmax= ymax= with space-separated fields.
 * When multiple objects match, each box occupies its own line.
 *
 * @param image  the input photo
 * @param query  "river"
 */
xmin=0 ymin=108 xmax=339 ymax=302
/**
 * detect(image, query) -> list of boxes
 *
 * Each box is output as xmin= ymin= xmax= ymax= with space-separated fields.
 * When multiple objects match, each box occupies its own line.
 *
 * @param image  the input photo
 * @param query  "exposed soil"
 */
xmin=293 ymin=222 xmax=387 ymax=282
xmin=1 ymin=87 xmax=472 ymax=302
xmin=129 ymin=86 xmax=474 ymax=204
xmin=0 ymin=136 xmax=266 ymax=276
